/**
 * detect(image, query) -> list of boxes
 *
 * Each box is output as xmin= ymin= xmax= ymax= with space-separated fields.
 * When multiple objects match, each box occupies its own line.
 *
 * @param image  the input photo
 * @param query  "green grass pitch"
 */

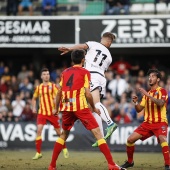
xmin=0 ymin=150 xmax=164 ymax=170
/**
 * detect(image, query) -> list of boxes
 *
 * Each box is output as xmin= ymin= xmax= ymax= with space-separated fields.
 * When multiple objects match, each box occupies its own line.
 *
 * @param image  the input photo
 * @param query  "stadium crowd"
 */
xmin=3 ymin=0 xmax=170 ymax=16
xmin=0 ymin=58 xmax=170 ymax=124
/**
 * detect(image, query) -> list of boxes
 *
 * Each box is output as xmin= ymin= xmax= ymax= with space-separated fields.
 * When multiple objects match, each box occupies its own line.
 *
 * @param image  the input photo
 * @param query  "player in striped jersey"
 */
xmin=48 ymin=49 xmax=126 ymax=170
xmin=32 ymin=68 xmax=69 ymax=160
xmin=121 ymin=69 xmax=170 ymax=170
xmin=58 ymin=32 xmax=118 ymax=147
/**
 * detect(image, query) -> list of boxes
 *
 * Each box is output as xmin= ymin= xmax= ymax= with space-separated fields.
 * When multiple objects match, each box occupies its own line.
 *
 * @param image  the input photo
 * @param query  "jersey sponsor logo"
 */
xmin=62 ymin=98 xmax=75 ymax=103
xmin=90 ymin=81 xmax=94 ymax=88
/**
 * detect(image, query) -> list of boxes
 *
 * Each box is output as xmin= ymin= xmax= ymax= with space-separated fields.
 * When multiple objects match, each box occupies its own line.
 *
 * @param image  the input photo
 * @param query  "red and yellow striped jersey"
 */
xmin=59 ymin=65 xmax=90 ymax=111
xmin=140 ymin=86 xmax=168 ymax=124
xmin=33 ymin=82 xmax=58 ymax=116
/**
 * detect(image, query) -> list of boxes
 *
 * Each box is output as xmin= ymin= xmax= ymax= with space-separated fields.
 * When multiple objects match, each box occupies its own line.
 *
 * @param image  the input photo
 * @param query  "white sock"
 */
xmin=95 ymin=102 xmax=114 ymax=126
xmin=92 ymin=112 xmax=104 ymax=137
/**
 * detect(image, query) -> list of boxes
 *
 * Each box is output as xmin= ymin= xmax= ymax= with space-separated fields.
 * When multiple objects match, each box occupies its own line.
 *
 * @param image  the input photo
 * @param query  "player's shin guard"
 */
xmin=50 ymin=138 xmax=64 ymax=168
xmin=161 ymin=142 xmax=170 ymax=166
xmin=95 ymin=102 xmax=113 ymax=126
xmin=35 ymin=136 xmax=42 ymax=153
xmin=98 ymin=139 xmax=115 ymax=166
xmin=126 ymin=142 xmax=135 ymax=163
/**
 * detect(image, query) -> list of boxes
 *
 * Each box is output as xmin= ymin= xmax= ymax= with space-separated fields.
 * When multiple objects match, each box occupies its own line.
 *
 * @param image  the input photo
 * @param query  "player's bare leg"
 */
xmin=91 ymin=89 xmax=117 ymax=147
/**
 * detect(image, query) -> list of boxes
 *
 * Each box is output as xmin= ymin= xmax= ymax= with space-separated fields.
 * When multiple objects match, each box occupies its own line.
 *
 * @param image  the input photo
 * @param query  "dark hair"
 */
xmin=71 ymin=49 xmax=85 ymax=64
xmin=41 ymin=68 xmax=49 ymax=74
xmin=102 ymin=32 xmax=116 ymax=42
xmin=147 ymin=69 xmax=162 ymax=79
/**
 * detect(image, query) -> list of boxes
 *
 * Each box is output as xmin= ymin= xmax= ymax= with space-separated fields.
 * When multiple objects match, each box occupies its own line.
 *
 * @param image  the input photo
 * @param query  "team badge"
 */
xmin=154 ymin=91 xmax=158 ymax=96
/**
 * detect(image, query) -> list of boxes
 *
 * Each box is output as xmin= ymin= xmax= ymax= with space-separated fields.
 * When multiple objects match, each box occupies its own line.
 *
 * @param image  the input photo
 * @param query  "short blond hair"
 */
xmin=102 ymin=32 xmax=116 ymax=42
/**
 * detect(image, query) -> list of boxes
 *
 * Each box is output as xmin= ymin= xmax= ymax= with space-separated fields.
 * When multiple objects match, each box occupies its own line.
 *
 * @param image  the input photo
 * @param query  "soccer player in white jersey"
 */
xmin=58 ymin=32 xmax=117 ymax=147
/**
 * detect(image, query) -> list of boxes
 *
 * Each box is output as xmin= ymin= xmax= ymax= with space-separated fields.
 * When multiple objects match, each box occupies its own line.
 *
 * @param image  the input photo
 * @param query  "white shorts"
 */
xmin=89 ymin=71 xmax=106 ymax=98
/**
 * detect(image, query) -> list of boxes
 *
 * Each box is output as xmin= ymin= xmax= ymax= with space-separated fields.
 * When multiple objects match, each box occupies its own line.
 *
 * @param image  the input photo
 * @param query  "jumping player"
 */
xmin=58 ymin=32 xmax=118 ymax=147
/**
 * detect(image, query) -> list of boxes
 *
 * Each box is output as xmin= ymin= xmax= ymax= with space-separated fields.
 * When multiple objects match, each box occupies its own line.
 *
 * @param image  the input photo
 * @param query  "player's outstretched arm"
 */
xmin=58 ymin=44 xmax=88 ymax=55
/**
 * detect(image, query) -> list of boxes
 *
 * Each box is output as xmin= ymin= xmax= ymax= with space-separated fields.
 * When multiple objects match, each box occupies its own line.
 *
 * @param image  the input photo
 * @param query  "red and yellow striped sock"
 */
xmin=50 ymin=138 xmax=64 ymax=168
xmin=126 ymin=142 xmax=135 ymax=163
xmin=98 ymin=139 xmax=115 ymax=166
xmin=161 ymin=142 xmax=170 ymax=166
xmin=35 ymin=136 xmax=42 ymax=153
xmin=62 ymin=143 xmax=66 ymax=149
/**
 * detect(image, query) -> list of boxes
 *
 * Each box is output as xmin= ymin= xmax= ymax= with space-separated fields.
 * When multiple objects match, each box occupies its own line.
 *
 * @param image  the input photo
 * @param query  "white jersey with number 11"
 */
xmin=85 ymin=41 xmax=112 ymax=76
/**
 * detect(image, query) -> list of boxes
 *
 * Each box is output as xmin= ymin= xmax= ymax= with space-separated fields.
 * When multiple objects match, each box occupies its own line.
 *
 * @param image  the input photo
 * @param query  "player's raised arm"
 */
xmin=58 ymin=44 xmax=88 ymax=55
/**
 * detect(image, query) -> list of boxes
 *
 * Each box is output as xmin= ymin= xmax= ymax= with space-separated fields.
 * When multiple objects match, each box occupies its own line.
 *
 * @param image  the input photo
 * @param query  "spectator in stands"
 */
xmin=33 ymin=79 xmax=40 ymax=89
xmin=6 ymin=0 xmax=18 ymax=16
xmin=1 ymin=66 xmax=11 ymax=84
xmin=0 ymin=61 xmax=5 ymax=76
xmin=0 ymin=113 xmax=3 ymax=122
xmin=1 ymin=93 xmax=6 ymax=105
xmin=105 ymin=0 xmax=122 ymax=15
xmin=119 ymin=94 xmax=129 ymax=110
xmin=9 ymin=75 xmax=19 ymax=93
xmin=0 ymin=100 xmax=8 ymax=115
xmin=120 ymin=0 xmax=130 ymax=14
xmin=160 ymin=70 xmax=167 ymax=84
xmin=125 ymin=102 xmax=137 ymax=120
xmin=6 ymin=111 xmax=14 ymax=122
xmin=17 ymin=65 xmax=29 ymax=82
xmin=28 ymin=70 xmax=35 ymax=84
xmin=111 ymin=57 xmax=139 ymax=77
xmin=5 ymin=98 xmax=13 ymax=113
xmin=110 ymin=102 xmax=120 ymax=121
xmin=11 ymin=94 xmax=26 ymax=121
xmin=6 ymin=89 xmax=15 ymax=102
xmin=20 ymin=102 xmax=35 ymax=121
xmin=136 ymin=70 xmax=148 ymax=89
xmin=19 ymin=77 xmax=33 ymax=93
xmin=102 ymin=92 xmax=115 ymax=117
xmin=50 ymin=68 xmax=61 ymax=82
xmin=114 ymin=108 xmax=132 ymax=124
xmin=42 ymin=0 xmax=56 ymax=16
xmin=108 ymin=74 xmax=128 ymax=102
xmin=18 ymin=0 xmax=33 ymax=16
xmin=0 ymin=78 xmax=8 ymax=93
xmin=105 ymin=68 xmax=114 ymax=94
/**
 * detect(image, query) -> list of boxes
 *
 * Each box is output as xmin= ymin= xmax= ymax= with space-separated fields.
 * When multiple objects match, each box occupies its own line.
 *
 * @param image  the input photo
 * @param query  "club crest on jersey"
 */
xmin=161 ymin=126 xmax=166 ymax=131
xmin=49 ymin=86 xmax=52 ymax=89
xmin=154 ymin=91 xmax=158 ymax=96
